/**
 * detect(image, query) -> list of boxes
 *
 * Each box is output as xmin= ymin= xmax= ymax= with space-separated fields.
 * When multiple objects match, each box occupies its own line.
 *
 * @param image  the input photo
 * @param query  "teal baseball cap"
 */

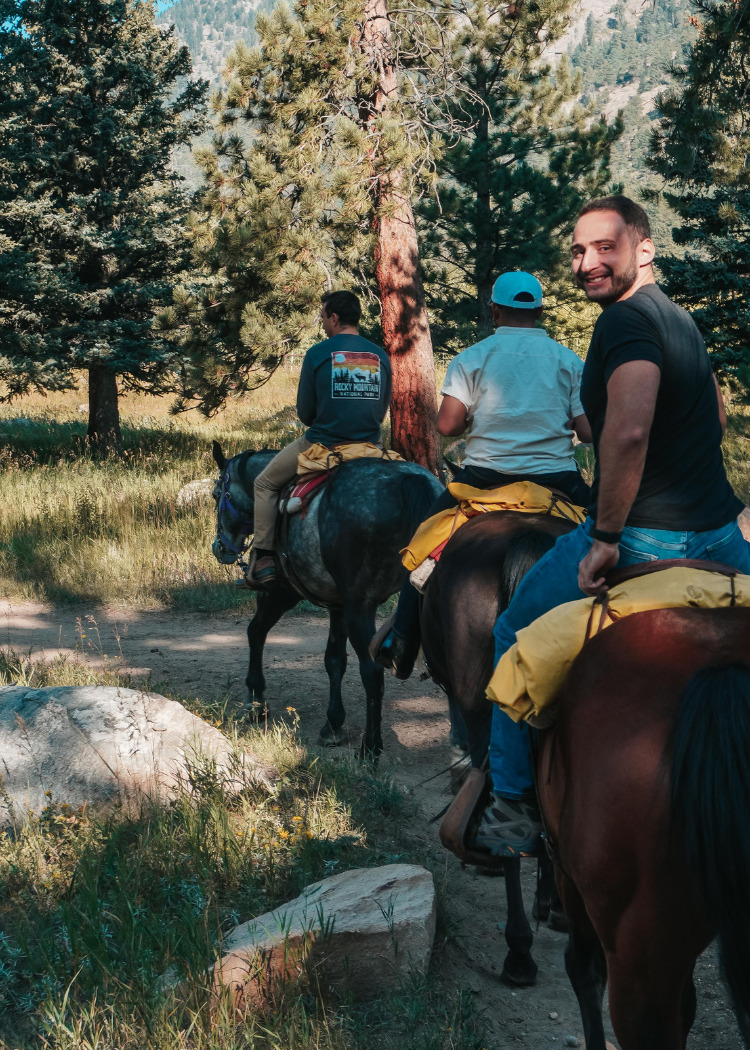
xmin=490 ymin=271 xmax=543 ymax=309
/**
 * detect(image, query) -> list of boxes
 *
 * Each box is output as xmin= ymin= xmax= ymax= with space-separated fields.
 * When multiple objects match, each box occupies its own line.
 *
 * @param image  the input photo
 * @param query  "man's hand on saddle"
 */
xmin=578 ymin=539 xmax=620 ymax=595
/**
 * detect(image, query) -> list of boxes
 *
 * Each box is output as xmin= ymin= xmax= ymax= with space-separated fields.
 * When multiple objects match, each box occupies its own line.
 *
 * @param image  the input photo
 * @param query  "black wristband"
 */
xmin=590 ymin=526 xmax=623 ymax=545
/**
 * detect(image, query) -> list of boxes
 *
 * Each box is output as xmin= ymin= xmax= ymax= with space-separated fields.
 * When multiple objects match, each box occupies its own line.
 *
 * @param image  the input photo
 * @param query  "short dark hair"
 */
xmin=578 ymin=195 xmax=652 ymax=243
xmin=321 ymin=290 xmax=361 ymax=327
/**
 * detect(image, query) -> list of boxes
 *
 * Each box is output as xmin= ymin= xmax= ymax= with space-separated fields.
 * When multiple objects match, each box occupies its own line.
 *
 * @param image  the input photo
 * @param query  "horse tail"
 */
xmin=399 ymin=472 xmax=444 ymax=539
xmin=499 ymin=529 xmax=556 ymax=611
xmin=671 ymin=662 xmax=750 ymax=1029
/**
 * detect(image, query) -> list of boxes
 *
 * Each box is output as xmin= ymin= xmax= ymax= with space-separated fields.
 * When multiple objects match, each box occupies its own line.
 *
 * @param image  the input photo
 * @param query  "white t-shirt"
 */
xmin=441 ymin=327 xmax=584 ymax=473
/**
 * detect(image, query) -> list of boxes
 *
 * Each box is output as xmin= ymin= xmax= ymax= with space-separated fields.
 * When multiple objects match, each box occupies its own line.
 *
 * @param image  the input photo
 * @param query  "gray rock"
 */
xmin=176 ymin=478 xmax=215 ymax=508
xmin=215 ymin=864 xmax=436 ymax=1007
xmin=0 ymin=685 xmax=276 ymax=825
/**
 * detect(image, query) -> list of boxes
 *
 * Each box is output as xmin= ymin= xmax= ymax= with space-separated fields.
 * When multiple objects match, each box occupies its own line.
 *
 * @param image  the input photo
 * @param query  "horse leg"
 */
xmin=558 ymin=877 xmax=608 ymax=1050
xmin=500 ymin=858 xmax=537 ymax=986
xmin=534 ymin=851 xmax=569 ymax=932
xmin=533 ymin=852 xmax=553 ymax=923
xmin=680 ymin=966 xmax=696 ymax=1046
xmin=319 ymin=607 xmax=348 ymax=747
xmin=343 ymin=605 xmax=384 ymax=759
xmin=246 ymin=587 xmax=300 ymax=715
xmin=604 ymin=910 xmax=697 ymax=1050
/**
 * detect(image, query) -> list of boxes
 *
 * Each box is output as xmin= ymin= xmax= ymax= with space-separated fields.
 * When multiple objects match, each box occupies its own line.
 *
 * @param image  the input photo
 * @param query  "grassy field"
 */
xmin=0 ymin=371 xmax=309 ymax=611
xmin=0 ymin=373 xmax=747 ymax=612
xmin=0 ymin=657 xmax=481 ymax=1050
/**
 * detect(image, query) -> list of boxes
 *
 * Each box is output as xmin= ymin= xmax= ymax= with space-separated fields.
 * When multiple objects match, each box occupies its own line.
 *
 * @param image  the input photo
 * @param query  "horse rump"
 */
xmin=671 ymin=662 xmax=750 ymax=1037
xmin=499 ymin=528 xmax=556 ymax=610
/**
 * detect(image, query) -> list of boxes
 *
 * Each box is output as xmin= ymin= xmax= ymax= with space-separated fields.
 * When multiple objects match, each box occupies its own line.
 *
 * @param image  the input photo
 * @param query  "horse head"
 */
xmin=211 ymin=441 xmax=257 ymax=565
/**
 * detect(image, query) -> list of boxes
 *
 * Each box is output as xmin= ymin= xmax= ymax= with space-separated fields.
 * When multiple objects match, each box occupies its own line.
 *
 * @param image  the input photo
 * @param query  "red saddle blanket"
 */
xmin=287 ymin=471 xmax=329 ymax=514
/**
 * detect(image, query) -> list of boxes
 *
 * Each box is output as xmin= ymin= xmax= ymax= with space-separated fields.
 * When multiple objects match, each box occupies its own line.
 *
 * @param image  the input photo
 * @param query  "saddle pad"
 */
xmin=401 ymin=481 xmax=586 ymax=572
xmin=290 ymin=472 xmax=329 ymax=504
xmin=297 ymin=441 xmax=403 ymax=476
xmin=486 ymin=565 xmax=750 ymax=726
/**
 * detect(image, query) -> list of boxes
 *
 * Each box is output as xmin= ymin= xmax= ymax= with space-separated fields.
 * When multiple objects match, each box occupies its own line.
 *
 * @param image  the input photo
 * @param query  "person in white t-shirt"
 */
xmin=374 ymin=270 xmax=592 ymax=680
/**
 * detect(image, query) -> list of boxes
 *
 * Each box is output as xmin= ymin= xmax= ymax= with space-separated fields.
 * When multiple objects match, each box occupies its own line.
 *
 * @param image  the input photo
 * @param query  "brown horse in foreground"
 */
xmin=540 ymin=606 xmax=750 ymax=1049
xmin=420 ymin=509 xmax=578 ymax=985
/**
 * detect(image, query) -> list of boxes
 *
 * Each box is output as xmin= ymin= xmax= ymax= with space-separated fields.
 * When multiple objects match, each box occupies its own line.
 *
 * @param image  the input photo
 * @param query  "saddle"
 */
xmin=279 ymin=471 xmax=329 ymax=517
xmin=605 ymin=557 xmax=740 ymax=588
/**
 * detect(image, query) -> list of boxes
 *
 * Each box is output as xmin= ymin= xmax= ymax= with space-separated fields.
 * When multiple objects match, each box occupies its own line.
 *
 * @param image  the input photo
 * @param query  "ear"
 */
xmin=443 ymin=457 xmax=462 ymax=479
xmin=212 ymin=440 xmax=227 ymax=470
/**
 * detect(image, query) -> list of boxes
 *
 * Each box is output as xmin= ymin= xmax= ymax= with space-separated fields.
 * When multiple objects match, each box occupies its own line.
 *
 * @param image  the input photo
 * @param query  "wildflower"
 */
xmin=279 ymin=830 xmax=289 ymax=839
xmin=286 ymin=706 xmax=296 ymax=712
xmin=45 ymin=790 xmax=52 ymax=797
xmin=292 ymin=816 xmax=303 ymax=823
xmin=306 ymin=831 xmax=313 ymax=839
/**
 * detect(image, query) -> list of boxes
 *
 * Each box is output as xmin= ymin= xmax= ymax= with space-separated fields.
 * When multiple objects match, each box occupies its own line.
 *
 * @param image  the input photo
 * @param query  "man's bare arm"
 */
xmin=578 ymin=360 xmax=661 ymax=594
xmin=437 ymin=395 xmax=469 ymax=437
xmin=715 ymin=375 xmax=727 ymax=436
xmin=570 ymin=413 xmax=593 ymax=444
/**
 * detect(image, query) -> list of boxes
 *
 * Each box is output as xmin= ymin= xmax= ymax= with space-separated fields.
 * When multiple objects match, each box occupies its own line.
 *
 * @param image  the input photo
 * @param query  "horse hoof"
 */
xmin=547 ymin=908 xmax=569 ymax=933
xmin=318 ymin=723 xmax=346 ymax=747
xmin=532 ymin=895 xmax=550 ymax=923
xmin=501 ymin=952 xmax=538 ymax=987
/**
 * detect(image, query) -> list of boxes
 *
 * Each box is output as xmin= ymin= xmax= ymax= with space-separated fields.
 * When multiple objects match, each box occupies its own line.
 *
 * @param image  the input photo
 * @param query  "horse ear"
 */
xmin=212 ymin=440 xmax=227 ymax=470
xmin=444 ymin=457 xmax=462 ymax=479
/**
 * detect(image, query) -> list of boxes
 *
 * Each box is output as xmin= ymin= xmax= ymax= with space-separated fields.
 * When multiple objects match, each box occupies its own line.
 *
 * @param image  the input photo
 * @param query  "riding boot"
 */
xmin=244 ymin=549 xmax=278 ymax=590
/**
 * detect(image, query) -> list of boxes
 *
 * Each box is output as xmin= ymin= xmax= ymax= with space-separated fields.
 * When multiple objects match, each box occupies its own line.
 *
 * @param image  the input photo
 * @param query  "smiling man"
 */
xmin=472 ymin=195 xmax=750 ymax=859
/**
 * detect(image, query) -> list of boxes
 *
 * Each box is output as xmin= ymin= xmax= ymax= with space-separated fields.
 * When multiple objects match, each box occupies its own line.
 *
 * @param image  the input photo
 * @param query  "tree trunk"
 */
xmin=474 ymin=91 xmax=496 ymax=339
xmin=359 ymin=0 xmax=441 ymax=474
xmin=87 ymin=364 xmax=122 ymax=456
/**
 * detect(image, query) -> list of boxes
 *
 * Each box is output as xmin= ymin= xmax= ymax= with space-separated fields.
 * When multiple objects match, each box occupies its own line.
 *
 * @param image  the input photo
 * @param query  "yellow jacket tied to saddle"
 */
xmin=401 ymin=480 xmax=586 ymax=572
xmin=297 ymin=442 xmax=403 ymax=476
xmin=487 ymin=566 xmax=750 ymax=727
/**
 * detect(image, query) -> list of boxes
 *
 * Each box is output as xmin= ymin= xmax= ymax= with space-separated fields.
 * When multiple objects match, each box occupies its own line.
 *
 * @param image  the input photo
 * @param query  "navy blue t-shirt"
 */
xmin=297 ymin=334 xmax=392 ymax=446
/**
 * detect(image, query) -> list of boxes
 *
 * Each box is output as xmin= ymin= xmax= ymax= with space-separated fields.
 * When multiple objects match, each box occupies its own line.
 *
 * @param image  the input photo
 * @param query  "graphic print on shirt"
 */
xmin=331 ymin=351 xmax=382 ymax=399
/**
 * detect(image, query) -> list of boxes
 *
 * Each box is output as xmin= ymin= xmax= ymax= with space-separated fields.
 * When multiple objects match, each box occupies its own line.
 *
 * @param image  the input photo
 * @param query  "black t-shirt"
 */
xmin=296 ymin=334 xmax=392 ymax=446
xmin=580 ymin=284 xmax=742 ymax=531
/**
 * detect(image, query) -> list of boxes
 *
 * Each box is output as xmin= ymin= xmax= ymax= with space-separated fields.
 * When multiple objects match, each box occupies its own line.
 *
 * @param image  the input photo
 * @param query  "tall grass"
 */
xmin=0 ymin=374 xmax=307 ymax=610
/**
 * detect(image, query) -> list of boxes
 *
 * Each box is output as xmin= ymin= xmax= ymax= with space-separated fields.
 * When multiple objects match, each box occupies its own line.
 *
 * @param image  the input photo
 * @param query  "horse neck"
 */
xmin=233 ymin=450 xmax=278 ymax=507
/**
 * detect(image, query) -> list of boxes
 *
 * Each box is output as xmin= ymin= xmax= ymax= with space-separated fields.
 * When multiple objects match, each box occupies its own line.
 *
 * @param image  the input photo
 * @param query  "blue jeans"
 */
xmin=490 ymin=517 xmax=750 ymax=799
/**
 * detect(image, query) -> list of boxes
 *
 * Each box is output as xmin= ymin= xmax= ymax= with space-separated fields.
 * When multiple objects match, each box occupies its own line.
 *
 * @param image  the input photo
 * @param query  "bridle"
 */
xmin=215 ymin=458 xmax=253 ymax=564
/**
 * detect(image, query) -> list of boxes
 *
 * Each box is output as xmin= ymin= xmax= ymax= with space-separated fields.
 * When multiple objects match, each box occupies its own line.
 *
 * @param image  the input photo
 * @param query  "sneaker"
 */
xmin=470 ymin=793 xmax=542 ymax=857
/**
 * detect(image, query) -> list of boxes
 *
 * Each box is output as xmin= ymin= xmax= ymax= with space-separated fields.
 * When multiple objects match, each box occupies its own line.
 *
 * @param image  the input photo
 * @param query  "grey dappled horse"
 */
xmin=211 ymin=442 xmax=442 ymax=756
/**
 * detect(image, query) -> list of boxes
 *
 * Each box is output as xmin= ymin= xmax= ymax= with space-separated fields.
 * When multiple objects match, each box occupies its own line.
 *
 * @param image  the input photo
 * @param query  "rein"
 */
xmin=216 ymin=458 xmax=254 ymax=565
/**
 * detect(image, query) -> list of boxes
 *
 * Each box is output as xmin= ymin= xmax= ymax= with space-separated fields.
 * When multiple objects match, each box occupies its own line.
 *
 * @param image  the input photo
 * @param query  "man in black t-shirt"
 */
xmin=475 ymin=195 xmax=750 ymax=859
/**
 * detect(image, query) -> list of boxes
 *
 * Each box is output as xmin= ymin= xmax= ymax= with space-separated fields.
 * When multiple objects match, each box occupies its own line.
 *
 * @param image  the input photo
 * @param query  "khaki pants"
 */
xmin=253 ymin=434 xmax=313 ymax=550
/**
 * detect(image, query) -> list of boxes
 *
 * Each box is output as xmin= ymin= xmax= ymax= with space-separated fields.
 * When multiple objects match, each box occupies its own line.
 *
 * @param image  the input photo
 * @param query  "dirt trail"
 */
xmin=1 ymin=600 xmax=742 ymax=1050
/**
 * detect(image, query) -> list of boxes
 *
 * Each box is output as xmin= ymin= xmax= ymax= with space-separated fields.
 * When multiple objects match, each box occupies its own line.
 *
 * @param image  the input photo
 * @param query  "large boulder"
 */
xmin=0 ymin=685 xmax=276 ymax=825
xmin=215 ymin=864 xmax=436 ymax=1008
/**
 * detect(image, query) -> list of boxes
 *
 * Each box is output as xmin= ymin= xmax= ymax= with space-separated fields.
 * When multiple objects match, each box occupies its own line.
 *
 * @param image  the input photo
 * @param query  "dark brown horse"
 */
xmin=538 ymin=606 xmax=750 ymax=1049
xmin=420 ymin=508 xmax=578 ymax=985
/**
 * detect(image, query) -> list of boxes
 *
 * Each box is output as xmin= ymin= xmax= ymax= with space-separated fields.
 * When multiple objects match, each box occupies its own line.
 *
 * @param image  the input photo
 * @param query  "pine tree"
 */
xmin=647 ymin=0 xmax=750 ymax=387
xmin=0 ymin=0 xmax=208 ymax=452
xmin=166 ymin=0 xmax=442 ymax=468
xmin=411 ymin=4 xmax=620 ymax=349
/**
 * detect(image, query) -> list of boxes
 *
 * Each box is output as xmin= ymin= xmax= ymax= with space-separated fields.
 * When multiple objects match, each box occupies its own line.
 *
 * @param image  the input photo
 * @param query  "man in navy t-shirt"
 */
xmin=247 ymin=290 xmax=391 ymax=589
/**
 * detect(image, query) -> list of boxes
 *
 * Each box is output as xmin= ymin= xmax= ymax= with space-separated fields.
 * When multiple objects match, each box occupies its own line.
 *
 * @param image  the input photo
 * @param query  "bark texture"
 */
xmin=359 ymin=0 xmax=441 ymax=474
xmin=88 ymin=364 xmax=123 ymax=455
